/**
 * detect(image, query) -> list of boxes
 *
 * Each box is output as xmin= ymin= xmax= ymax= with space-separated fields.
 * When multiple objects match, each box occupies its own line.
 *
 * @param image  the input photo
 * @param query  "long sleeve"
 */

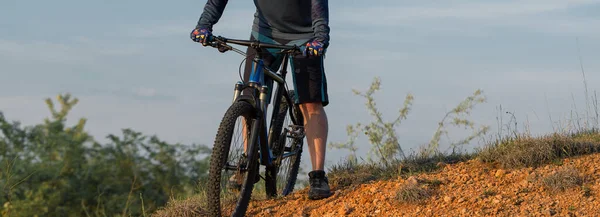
xmin=311 ymin=0 xmax=330 ymax=45
xmin=196 ymin=0 xmax=229 ymax=31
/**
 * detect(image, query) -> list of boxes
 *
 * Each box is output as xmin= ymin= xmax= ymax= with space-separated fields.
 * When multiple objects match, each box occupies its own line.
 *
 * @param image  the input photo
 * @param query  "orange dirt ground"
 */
xmin=227 ymin=153 xmax=600 ymax=216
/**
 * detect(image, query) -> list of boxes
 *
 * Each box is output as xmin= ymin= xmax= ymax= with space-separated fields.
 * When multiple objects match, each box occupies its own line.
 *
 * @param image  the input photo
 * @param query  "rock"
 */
xmin=527 ymin=172 xmax=537 ymax=181
xmin=457 ymin=198 xmax=465 ymax=203
xmin=493 ymin=199 xmax=500 ymax=204
xmin=520 ymin=180 xmax=529 ymax=187
xmin=495 ymin=169 xmax=506 ymax=177
xmin=370 ymin=187 xmax=378 ymax=193
xmin=546 ymin=208 xmax=557 ymax=216
xmin=444 ymin=196 xmax=454 ymax=203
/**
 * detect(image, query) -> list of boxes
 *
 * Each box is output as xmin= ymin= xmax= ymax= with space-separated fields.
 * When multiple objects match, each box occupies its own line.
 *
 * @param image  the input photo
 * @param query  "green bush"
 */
xmin=0 ymin=94 xmax=210 ymax=217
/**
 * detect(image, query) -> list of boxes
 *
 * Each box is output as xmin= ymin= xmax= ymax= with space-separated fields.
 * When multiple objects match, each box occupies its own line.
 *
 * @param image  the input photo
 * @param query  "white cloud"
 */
xmin=0 ymin=38 xmax=143 ymax=65
xmin=132 ymin=87 xmax=158 ymax=98
xmin=334 ymin=0 xmax=600 ymax=35
xmin=337 ymin=0 xmax=598 ymax=21
xmin=511 ymin=70 xmax=585 ymax=84
xmin=0 ymin=40 xmax=94 ymax=65
xmin=125 ymin=8 xmax=255 ymax=39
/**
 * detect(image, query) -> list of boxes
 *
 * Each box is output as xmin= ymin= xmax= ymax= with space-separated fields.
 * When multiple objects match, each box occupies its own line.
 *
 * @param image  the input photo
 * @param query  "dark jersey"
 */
xmin=196 ymin=0 xmax=330 ymax=44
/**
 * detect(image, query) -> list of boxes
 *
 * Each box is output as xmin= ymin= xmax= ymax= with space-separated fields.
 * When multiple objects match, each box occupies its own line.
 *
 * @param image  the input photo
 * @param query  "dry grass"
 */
xmin=478 ymin=129 xmax=600 ymax=169
xmin=397 ymin=151 xmax=474 ymax=175
xmin=542 ymin=166 xmax=584 ymax=193
xmin=327 ymin=151 xmax=474 ymax=189
xmin=327 ymin=159 xmax=379 ymax=188
xmin=151 ymin=195 xmax=209 ymax=217
xmin=395 ymin=181 xmax=434 ymax=204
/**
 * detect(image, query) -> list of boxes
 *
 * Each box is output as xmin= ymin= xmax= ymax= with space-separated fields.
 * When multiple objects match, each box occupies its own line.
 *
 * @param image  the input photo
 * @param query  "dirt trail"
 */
xmin=231 ymin=153 xmax=600 ymax=216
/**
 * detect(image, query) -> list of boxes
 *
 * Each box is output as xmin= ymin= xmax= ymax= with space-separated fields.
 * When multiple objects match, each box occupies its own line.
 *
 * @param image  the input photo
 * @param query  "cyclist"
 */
xmin=190 ymin=0 xmax=332 ymax=200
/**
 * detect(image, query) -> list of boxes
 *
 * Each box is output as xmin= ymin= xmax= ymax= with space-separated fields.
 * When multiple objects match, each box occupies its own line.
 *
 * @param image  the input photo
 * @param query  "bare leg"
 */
xmin=299 ymin=102 xmax=328 ymax=171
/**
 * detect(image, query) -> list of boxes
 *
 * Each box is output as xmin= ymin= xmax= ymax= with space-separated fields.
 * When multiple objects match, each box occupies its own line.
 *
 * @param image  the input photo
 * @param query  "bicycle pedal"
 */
xmin=287 ymin=134 xmax=304 ymax=140
xmin=287 ymin=125 xmax=305 ymax=138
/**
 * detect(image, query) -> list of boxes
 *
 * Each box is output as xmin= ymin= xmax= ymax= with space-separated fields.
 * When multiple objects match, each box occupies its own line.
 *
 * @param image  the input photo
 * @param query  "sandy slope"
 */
xmin=230 ymin=153 xmax=600 ymax=216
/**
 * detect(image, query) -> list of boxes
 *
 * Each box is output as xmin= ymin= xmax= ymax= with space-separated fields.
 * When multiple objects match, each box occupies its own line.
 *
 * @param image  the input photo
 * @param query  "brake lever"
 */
xmin=207 ymin=36 xmax=232 ymax=53
xmin=217 ymin=44 xmax=230 ymax=53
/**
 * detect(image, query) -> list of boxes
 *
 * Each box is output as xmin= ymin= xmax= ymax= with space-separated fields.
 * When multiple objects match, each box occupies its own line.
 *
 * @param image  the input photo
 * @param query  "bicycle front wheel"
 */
xmin=206 ymin=100 xmax=260 ymax=217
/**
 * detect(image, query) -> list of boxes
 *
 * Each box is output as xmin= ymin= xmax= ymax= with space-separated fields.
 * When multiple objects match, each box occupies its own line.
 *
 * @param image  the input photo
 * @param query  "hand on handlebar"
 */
xmin=303 ymin=39 xmax=327 ymax=57
xmin=190 ymin=27 xmax=213 ymax=46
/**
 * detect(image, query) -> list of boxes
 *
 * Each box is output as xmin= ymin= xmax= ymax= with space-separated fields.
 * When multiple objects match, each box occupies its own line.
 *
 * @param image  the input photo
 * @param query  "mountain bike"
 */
xmin=202 ymin=34 xmax=306 ymax=217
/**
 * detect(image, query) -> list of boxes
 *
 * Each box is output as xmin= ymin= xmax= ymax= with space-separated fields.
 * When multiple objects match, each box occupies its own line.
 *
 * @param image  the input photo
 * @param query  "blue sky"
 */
xmin=1 ymin=0 xmax=600 ymax=170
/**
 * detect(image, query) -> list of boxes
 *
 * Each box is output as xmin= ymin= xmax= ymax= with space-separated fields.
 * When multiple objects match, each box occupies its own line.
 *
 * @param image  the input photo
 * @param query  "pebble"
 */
xmin=520 ymin=180 xmax=529 ymax=187
xmin=546 ymin=208 xmax=557 ymax=216
xmin=444 ymin=196 xmax=454 ymax=203
xmin=370 ymin=187 xmax=377 ymax=193
xmin=495 ymin=169 xmax=506 ymax=177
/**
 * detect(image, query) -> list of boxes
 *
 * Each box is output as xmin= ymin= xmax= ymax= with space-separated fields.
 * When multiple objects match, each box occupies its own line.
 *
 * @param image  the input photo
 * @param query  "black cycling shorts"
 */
xmin=241 ymin=31 xmax=329 ymax=107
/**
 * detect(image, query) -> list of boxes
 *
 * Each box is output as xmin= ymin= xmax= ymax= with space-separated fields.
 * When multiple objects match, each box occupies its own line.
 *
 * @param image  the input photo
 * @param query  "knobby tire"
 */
xmin=207 ymin=101 xmax=259 ymax=217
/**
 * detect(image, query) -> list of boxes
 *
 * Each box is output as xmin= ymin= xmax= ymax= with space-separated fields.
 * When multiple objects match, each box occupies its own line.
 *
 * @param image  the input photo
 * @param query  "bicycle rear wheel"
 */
xmin=206 ymin=100 xmax=260 ymax=217
xmin=265 ymin=90 xmax=305 ymax=197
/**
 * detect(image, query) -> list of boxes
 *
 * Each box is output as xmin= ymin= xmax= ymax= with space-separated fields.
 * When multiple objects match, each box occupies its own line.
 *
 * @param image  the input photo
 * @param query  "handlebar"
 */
xmin=205 ymin=35 xmax=303 ymax=56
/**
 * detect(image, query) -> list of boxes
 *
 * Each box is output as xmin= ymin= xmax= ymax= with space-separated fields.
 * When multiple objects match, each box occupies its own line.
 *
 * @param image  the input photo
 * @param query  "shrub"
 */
xmin=542 ymin=166 xmax=584 ymax=193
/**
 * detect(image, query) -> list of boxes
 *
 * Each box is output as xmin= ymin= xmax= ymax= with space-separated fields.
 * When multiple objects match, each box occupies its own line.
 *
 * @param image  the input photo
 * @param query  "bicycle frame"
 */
xmin=209 ymin=36 xmax=303 ymax=169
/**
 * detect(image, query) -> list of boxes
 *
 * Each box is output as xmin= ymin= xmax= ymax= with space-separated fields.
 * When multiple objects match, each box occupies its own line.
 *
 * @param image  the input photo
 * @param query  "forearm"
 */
xmin=311 ymin=0 xmax=330 ymax=45
xmin=196 ymin=0 xmax=229 ymax=31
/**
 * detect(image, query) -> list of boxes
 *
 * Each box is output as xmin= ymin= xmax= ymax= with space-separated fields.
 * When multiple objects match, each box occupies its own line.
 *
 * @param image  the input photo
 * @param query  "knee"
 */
xmin=300 ymin=102 xmax=324 ymax=114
